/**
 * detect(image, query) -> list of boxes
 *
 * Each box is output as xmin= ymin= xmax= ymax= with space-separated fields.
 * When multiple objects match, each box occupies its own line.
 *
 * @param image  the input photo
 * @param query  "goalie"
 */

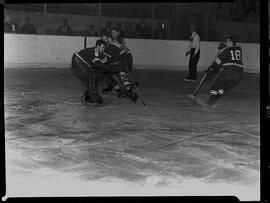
xmin=71 ymin=39 xmax=122 ymax=104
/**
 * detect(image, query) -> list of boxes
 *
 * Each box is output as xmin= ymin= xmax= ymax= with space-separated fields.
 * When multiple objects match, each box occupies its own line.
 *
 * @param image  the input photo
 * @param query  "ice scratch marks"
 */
xmin=161 ymin=128 xmax=232 ymax=149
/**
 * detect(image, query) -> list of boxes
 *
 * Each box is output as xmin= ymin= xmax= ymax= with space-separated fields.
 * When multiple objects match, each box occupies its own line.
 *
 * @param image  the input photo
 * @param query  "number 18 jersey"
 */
xmin=214 ymin=46 xmax=244 ymax=68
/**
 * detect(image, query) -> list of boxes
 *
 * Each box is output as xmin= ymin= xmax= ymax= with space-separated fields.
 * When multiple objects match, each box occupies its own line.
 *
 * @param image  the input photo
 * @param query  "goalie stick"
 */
xmin=75 ymin=52 xmax=92 ymax=69
xmin=74 ymin=52 xmax=88 ymax=73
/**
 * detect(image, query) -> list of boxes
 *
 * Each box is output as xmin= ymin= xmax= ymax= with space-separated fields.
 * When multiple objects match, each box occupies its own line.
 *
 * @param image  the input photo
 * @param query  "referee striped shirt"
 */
xmin=187 ymin=31 xmax=200 ymax=55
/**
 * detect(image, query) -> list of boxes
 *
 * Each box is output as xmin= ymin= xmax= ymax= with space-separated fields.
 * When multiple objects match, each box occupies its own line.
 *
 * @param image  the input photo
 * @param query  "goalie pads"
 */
xmin=113 ymin=72 xmax=131 ymax=91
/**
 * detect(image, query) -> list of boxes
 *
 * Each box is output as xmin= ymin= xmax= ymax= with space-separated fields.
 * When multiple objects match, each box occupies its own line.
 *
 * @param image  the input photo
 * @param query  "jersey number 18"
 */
xmin=230 ymin=50 xmax=241 ymax=61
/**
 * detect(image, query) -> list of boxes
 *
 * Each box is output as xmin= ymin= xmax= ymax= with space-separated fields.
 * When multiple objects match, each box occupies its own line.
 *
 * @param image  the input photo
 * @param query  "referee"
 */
xmin=185 ymin=24 xmax=200 ymax=82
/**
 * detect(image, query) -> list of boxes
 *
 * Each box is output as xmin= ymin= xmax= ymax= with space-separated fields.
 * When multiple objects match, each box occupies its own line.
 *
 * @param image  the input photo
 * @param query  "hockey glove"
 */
xmin=204 ymin=66 xmax=214 ymax=74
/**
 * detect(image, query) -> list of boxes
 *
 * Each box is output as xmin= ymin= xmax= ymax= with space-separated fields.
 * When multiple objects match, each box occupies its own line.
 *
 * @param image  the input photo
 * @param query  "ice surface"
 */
xmin=4 ymin=68 xmax=260 ymax=200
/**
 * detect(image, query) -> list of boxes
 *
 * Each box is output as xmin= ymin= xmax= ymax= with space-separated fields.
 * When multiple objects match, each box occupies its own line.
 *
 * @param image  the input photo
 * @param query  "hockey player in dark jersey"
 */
xmin=71 ymin=39 xmax=122 ymax=104
xmin=217 ymin=42 xmax=226 ymax=54
xmin=199 ymin=36 xmax=244 ymax=108
xmin=111 ymin=28 xmax=133 ymax=71
xmin=100 ymin=33 xmax=125 ymax=95
xmin=101 ymin=29 xmax=137 ymax=99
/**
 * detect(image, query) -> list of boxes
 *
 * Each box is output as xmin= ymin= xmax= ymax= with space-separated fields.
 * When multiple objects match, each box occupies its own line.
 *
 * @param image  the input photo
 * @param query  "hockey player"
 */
xmin=201 ymin=36 xmax=244 ymax=108
xmin=100 ymin=33 xmax=124 ymax=94
xmin=71 ymin=39 xmax=122 ymax=104
xmin=101 ymin=35 xmax=108 ymax=44
xmin=111 ymin=27 xmax=126 ymax=48
xmin=210 ymin=42 xmax=226 ymax=74
xmin=102 ymin=29 xmax=134 ymax=94
xmin=111 ymin=28 xmax=133 ymax=71
xmin=217 ymin=42 xmax=226 ymax=53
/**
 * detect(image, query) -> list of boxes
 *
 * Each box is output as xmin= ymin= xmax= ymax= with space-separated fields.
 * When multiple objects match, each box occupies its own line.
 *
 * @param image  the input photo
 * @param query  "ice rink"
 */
xmin=4 ymin=67 xmax=260 ymax=201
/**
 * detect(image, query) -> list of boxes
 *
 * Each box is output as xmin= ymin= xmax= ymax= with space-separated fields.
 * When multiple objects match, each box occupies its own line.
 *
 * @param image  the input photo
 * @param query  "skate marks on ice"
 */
xmin=5 ymin=102 xmax=259 ymax=187
xmin=4 ymin=69 xmax=260 ymax=199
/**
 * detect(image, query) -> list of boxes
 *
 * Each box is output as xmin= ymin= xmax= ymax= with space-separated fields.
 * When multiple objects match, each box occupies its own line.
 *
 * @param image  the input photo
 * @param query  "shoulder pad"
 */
xmin=111 ymin=41 xmax=122 ymax=48
xmin=218 ymin=46 xmax=230 ymax=54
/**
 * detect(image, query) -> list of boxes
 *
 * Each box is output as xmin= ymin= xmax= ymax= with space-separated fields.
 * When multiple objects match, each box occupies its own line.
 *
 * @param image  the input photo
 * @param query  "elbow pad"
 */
xmin=211 ymin=62 xmax=220 ymax=72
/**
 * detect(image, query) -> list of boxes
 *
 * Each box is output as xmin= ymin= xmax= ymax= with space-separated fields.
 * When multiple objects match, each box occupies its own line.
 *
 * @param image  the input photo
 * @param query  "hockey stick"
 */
xmin=75 ymin=52 xmax=92 ymax=69
xmin=188 ymin=72 xmax=208 ymax=101
xmin=74 ymin=52 xmax=88 ymax=73
xmin=209 ymin=67 xmax=224 ymax=88
xmin=122 ymin=66 xmax=146 ymax=106
xmin=193 ymin=72 xmax=208 ymax=96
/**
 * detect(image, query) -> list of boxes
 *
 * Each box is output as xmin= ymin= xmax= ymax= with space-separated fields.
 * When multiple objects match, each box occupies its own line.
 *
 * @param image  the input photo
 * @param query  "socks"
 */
xmin=208 ymin=89 xmax=224 ymax=106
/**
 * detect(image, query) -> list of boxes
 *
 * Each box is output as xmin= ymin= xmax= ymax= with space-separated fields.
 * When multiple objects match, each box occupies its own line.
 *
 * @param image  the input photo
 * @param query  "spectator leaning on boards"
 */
xmin=85 ymin=24 xmax=98 ymax=37
xmin=57 ymin=18 xmax=72 ymax=35
xmin=20 ymin=17 xmax=37 ymax=34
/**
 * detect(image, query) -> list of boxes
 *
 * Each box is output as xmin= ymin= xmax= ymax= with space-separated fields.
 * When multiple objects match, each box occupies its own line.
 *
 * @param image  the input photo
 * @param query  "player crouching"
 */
xmin=199 ymin=36 xmax=244 ymax=108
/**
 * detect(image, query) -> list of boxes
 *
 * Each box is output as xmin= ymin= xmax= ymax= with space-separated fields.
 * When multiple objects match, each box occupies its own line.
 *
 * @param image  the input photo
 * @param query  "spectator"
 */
xmin=255 ymin=1 xmax=260 ymax=15
xmin=148 ymin=23 xmax=153 ymax=38
xmin=237 ymin=2 xmax=245 ymax=15
xmin=4 ymin=16 xmax=11 ymax=33
xmin=245 ymin=0 xmax=256 ymax=15
xmin=124 ymin=22 xmax=133 ymax=38
xmin=57 ymin=18 xmax=72 ymax=35
xmin=153 ymin=23 xmax=159 ymax=39
xmin=20 ymin=17 xmax=37 ymax=34
xmin=170 ymin=23 xmax=178 ymax=40
xmin=117 ymin=23 xmax=124 ymax=39
xmin=144 ymin=24 xmax=151 ymax=39
xmin=100 ymin=21 xmax=112 ymax=37
xmin=219 ymin=3 xmax=230 ymax=16
xmin=4 ymin=21 xmax=10 ymax=33
xmin=4 ymin=17 xmax=19 ymax=33
xmin=231 ymin=3 xmax=238 ymax=15
xmin=135 ymin=19 xmax=149 ymax=38
xmin=218 ymin=4 xmax=226 ymax=15
xmin=154 ymin=22 xmax=168 ymax=39
xmin=85 ymin=24 xmax=98 ymax=36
